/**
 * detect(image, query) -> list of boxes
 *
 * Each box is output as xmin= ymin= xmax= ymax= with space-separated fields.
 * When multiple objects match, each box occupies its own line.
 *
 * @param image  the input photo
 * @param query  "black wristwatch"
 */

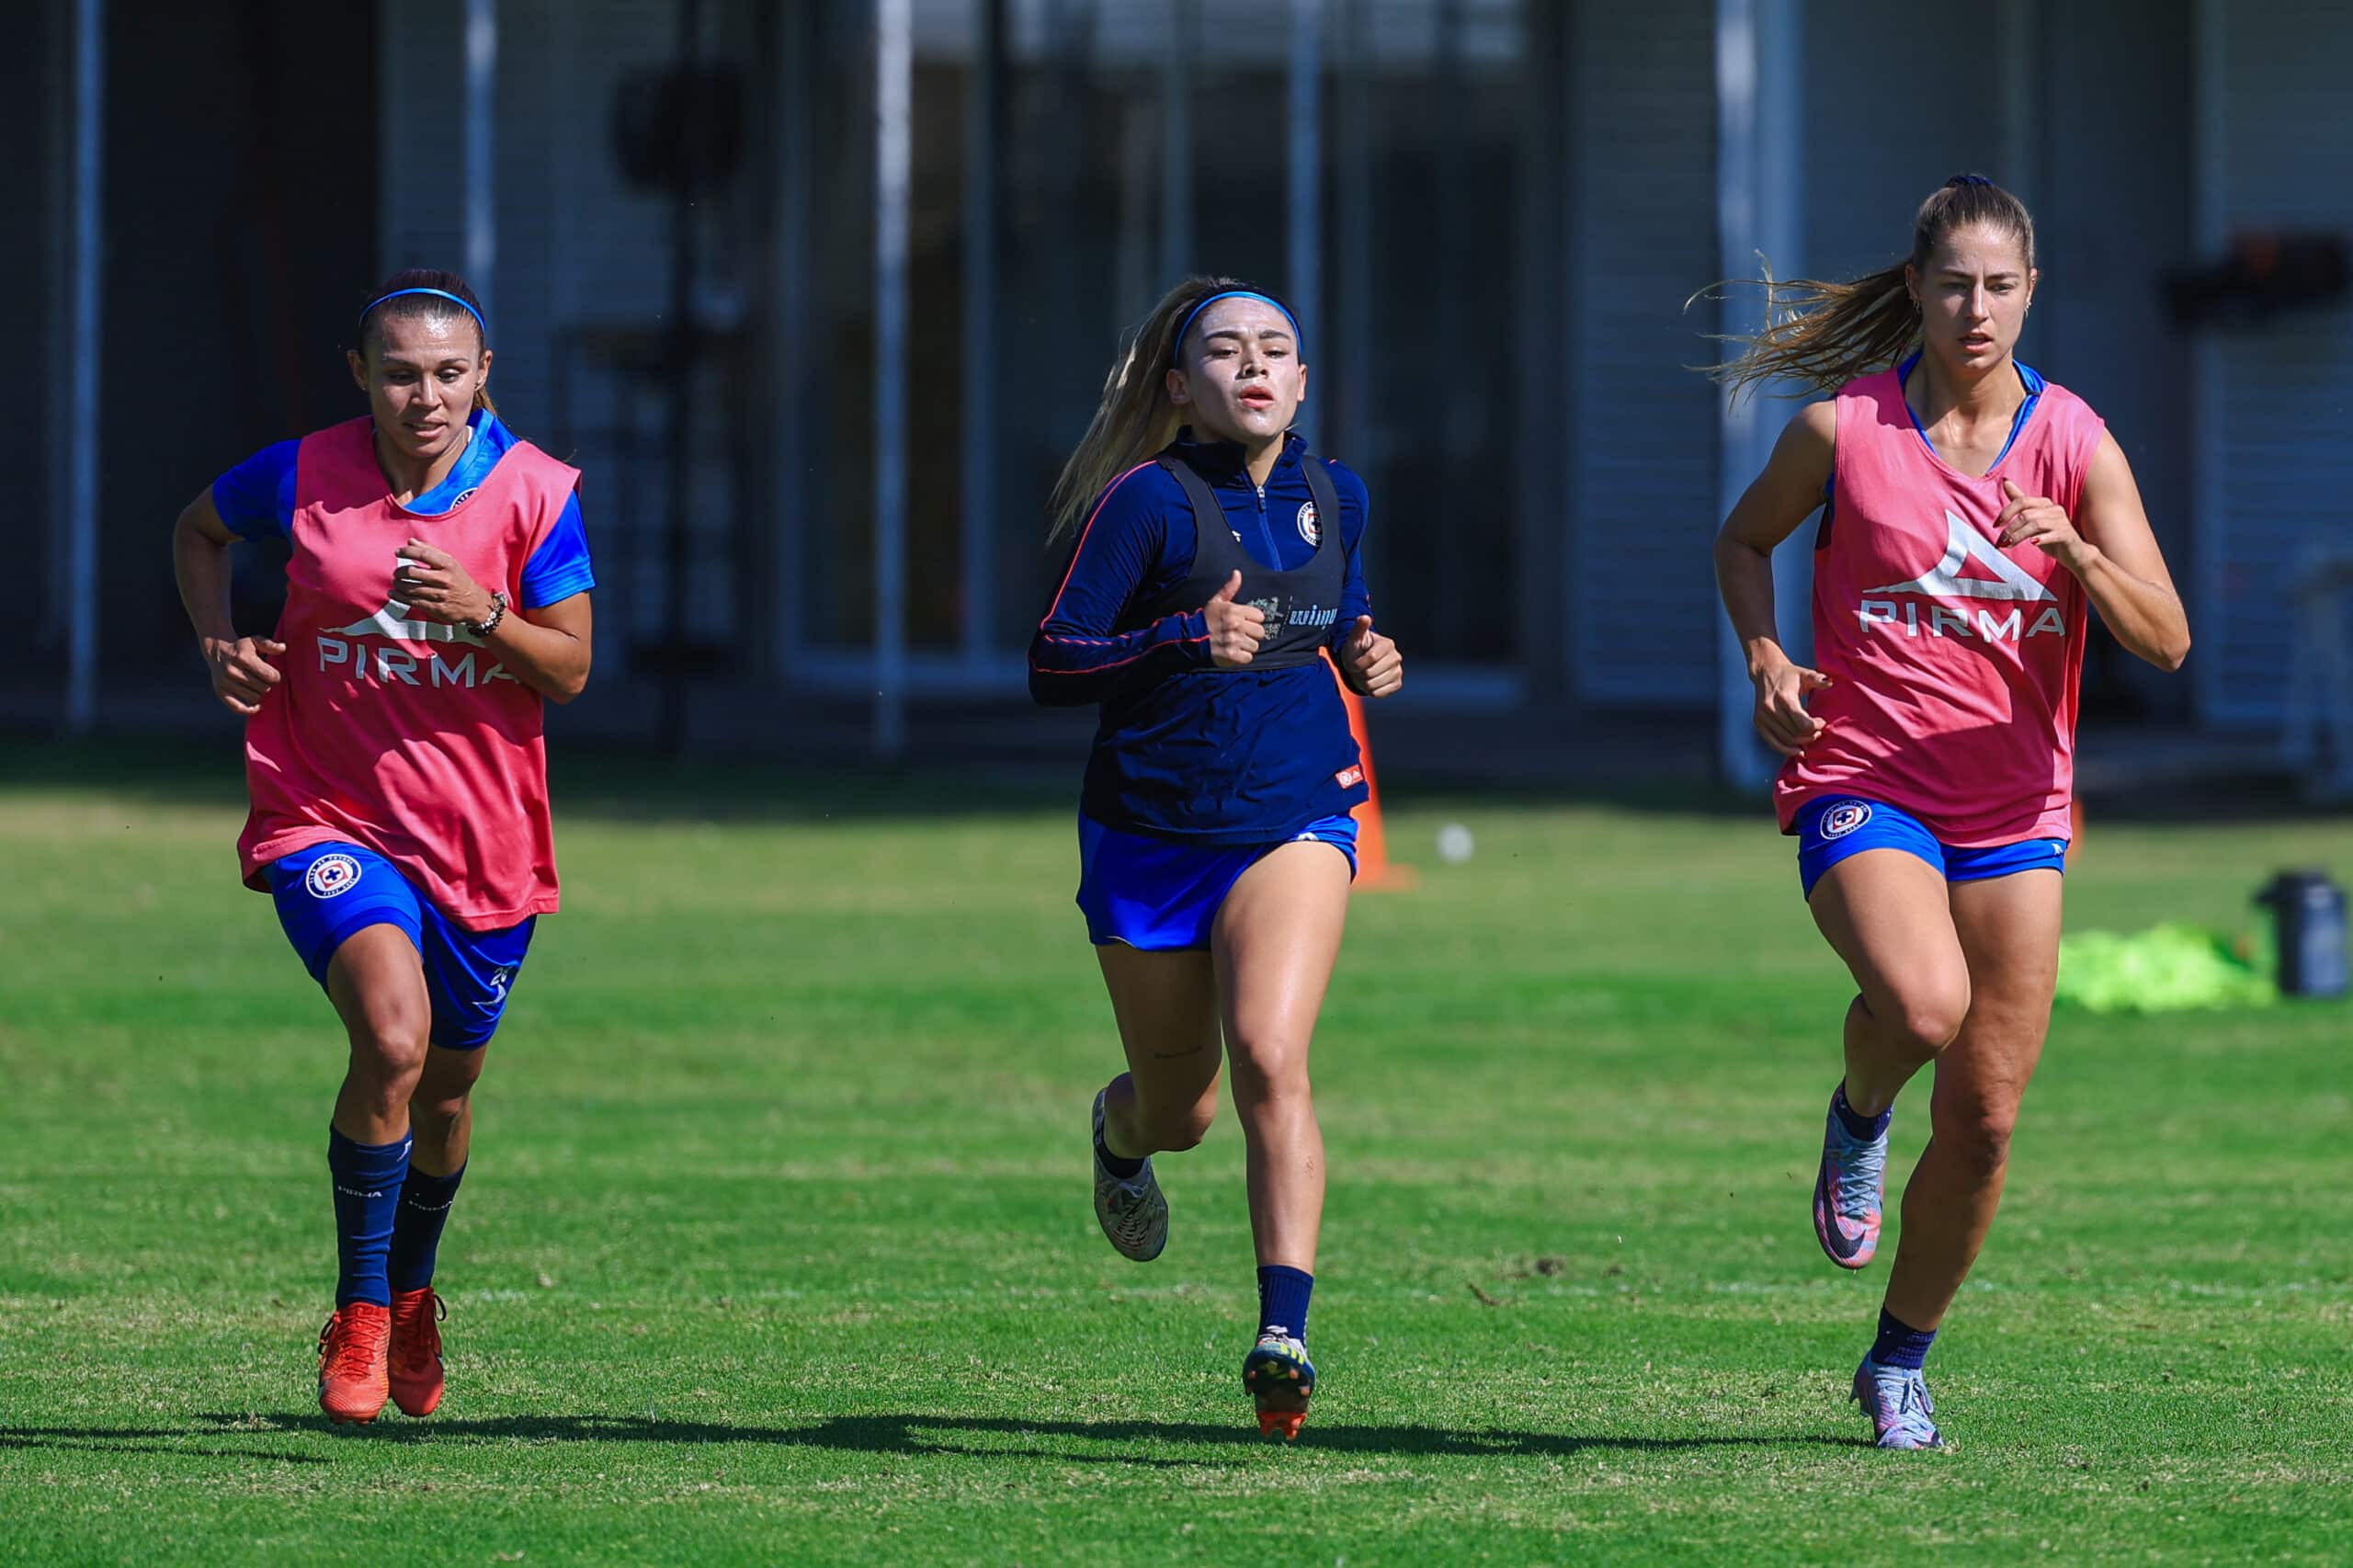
xmin=467 ymin=590 xmax=509 ymax=639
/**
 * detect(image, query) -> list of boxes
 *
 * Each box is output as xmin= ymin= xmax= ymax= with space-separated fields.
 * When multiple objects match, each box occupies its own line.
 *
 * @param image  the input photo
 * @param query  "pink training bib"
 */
xmin=237 ymin=416 xmax=581 ymax=928
xmin=1776 ymin=364 xmax=2105 ymax=847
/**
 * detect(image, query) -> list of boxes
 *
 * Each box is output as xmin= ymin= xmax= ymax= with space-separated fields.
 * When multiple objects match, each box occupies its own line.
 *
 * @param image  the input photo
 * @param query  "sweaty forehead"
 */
xmin=1190 ymin=298 xmax=1296 ymax=344
xmin=370 ymin=311 xmax=482 ymax=362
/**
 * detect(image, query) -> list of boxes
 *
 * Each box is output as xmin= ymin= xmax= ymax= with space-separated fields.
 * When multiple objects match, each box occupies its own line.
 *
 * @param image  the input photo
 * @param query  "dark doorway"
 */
xmin=96 ymin=0 xmax=382 ymax=690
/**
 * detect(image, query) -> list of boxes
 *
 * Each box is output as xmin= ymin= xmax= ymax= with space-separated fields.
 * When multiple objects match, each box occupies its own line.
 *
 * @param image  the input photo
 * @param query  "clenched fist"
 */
xmin=202 ymin=635 xmax=286 ymax=716
xmin=1203 ymin=571 xmax=1267 ymax=669
xmin=1338 ymin=614 xmax=1402 ymax=698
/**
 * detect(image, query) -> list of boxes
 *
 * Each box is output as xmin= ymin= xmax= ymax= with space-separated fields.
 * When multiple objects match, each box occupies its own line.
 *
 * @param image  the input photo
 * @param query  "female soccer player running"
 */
xmin=172 ymin=270 xmax=595 ymax=1424
xmin=1030 ymin=278 xmax=1403 ymax=1440
xmin=1710 ymin=177 xmax=2188 ymax=1449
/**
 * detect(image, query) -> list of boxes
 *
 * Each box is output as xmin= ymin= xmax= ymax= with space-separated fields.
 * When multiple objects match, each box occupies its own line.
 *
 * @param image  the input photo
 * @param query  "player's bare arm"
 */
xmin=1996 ymin=431 xmax=2188 ymax=670
xmin=1715 ymin=401 xmax=1836 ymax=756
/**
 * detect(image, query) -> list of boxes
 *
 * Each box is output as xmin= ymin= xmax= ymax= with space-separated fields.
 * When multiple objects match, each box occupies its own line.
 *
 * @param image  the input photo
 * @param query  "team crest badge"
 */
xmin=305 ymin=852 xmax=363 ymax=899
xmin=1820 ymin=801 xmax=1873 ymax=839
xmin=1296 ymin=501 xmax=1321 ymax=546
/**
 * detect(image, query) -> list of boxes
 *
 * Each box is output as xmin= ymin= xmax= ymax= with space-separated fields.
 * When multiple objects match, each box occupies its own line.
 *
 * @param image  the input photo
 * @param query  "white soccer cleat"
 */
xmin=1853 ymin=1356 xmax=1944 ymax=1449
xmin=1091 ymin=1089 xmax=1168 ymax=1262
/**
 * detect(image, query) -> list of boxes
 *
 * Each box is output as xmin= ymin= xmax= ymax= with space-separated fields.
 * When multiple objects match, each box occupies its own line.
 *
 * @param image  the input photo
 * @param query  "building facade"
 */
xmin=15 ymin=0 xmax=2348 ymax=772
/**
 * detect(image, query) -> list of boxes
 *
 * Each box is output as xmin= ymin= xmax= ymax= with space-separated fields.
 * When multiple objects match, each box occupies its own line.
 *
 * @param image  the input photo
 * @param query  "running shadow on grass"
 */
xmin=0 ymin=1427 xmax=331 ymax=1465
xmin=189 ymin=1411 xmax=1862 ymax=1461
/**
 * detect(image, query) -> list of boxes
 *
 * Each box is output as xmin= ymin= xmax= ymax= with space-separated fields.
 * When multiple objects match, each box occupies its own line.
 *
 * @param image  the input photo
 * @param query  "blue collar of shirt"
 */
xmin=1170 ymin=428 xmax=1305 ymax=487
xmin=1895 ymin=352 xmax=2043 ymax=469
xmin=392 ymin=408 xmax=515 ymax=515
xmin=1899 ymin=350 xmax=2045 ymax=396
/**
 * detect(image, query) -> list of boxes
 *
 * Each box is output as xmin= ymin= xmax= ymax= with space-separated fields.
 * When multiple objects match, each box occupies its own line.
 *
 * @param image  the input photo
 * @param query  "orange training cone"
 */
xmin=1326 ymin=653 xmax=1416 ymax=892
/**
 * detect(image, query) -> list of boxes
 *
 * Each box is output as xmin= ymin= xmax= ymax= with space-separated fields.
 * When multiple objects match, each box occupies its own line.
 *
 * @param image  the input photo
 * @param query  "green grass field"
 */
xmin=3 ymin=750 xmax=2349 ymax=1564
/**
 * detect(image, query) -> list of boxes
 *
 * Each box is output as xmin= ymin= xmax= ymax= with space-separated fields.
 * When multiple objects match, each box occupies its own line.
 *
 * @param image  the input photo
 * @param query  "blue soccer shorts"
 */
xmin=1075 ymin=813 xmax=1360 ymax=950
xmin=1794 ymin=796 xmax=2068 ymax=899
xmin=267 ymin=841 xmax=535 ymax=1050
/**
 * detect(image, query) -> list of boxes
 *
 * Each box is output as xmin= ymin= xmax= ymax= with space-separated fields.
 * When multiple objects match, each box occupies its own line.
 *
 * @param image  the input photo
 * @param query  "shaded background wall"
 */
xmin=14 ymin=0 xmax=378 ymax=710
xmin=11 ymin=0 xmax=2348 ymax=775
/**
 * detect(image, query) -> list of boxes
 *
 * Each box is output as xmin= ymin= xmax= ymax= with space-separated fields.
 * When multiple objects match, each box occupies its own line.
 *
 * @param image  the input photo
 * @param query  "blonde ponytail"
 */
xmin=1696 ymin=175 xmax=2038 ymax=400
xmin=1693 ymin=260 xmax=1920 ymax=400
xmin=1048 ymin=275 xmax=1244 ymax=540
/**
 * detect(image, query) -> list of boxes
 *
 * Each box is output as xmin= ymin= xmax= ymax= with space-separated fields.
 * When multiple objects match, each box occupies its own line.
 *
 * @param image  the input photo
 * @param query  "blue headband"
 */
xmin=1944 ymin=173 xmax=1994 ymax=188
xmin=1169 ymin=290 xmax=1302 ymax=366
xmin=358 ymin=287 xmax=487 ymax=338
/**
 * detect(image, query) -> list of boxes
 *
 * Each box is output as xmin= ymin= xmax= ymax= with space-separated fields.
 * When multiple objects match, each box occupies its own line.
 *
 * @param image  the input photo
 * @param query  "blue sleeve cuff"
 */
xmin=1177 ymin=610 xmax=1214 ymax=665
xmin=519 ymin=493 xmax=597 ymax=608
xmin=210 ymin=440 xmax=301 ymax=541
xmin=521 ymin=563 xmax=597 ymax=608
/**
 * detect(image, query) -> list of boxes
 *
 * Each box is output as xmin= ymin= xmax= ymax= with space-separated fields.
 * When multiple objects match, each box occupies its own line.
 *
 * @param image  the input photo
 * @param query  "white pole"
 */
xmin=768 ymin=4 xmax=811 ymax=678
xmin=1711 ymin=0 xmax=1802 ymax=791
xmin=1286 ymin=0 xmax=1323 ymax=349
xmin=2190 ymin=0 xmax=2226 ymax=731
xmin=1160 ymin=0 xmax=1195 ymax=281
xmin=1759 ymin=0 xmax=1809 ymax=694
xmin=65 ymin=0 xmax=104 ymax=734
xmin=465 ymin=0 xmax=496 ymax=306
xmin=1998 ymin=0 xmax=2036 ymax=199
xmin=873 ymin=0 xmax=911 ymax=758
xmin=1334 ymin=0 xmax=1371 ymax=458
xmin=961 ymin=0 xmax=998 ymax=669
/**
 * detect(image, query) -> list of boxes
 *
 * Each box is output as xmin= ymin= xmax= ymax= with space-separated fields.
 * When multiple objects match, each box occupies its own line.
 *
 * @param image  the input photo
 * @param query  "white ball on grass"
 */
xmin=1436 ymin=823 xmax=1475 ymax=864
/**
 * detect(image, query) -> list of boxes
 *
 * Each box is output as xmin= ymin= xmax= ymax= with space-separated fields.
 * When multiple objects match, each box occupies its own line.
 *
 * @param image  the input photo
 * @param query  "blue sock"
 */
xmin=387 ymin=1161 xmax=466 ymax=1293
xmin=1094 ymin=1120 xmax=1144 ymax=1181
xmin=327 ymin=1127 xmax=412 ymax=1308
xmin=1833 ymin=1081 xmax=1892 ymax=1142
xmin=1870 ymin=1306 xmax=1938 ymax=1370
xmin=1256 ymin=1265 xmax=1313 ymax=1344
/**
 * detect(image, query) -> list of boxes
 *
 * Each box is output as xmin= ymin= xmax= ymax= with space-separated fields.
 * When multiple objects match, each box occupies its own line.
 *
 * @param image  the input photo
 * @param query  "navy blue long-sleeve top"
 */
xmin=1029 ymin=430 xmax=1374 ymax=844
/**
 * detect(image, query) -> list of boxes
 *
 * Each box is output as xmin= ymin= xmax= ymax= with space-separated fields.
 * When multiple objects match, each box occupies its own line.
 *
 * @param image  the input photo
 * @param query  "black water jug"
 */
xmin=2255 ymin=870 xmax=2349 ymax=998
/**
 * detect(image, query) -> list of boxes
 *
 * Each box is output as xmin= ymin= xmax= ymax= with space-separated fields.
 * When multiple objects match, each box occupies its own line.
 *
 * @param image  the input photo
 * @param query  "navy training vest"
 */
xmin=1147 ymin=449 xmax=1347 ymax=667
xmin=1077 ymin=443 xmax=1365 ymax=844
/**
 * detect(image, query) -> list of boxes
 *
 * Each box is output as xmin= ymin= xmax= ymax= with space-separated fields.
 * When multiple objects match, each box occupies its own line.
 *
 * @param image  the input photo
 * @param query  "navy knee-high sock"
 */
xmin=1870 ymin=1306 xmax=1938 ymax=1370
xmin=387 ymin=1162 xmax=466 ymax=1294
xmin=1256 ymin=1266 xmax=1314 ymax=1344
xmin=328 ymin=1127 xmax=412 ymax=1308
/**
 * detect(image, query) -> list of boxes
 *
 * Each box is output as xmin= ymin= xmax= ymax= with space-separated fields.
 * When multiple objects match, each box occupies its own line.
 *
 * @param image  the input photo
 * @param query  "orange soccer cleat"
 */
xmin=1243 ymin=1332 xmax=1316 ymax=1443
xmin=317 ymin=1302 xmax=392 ymax=1424
xmin=388 ymin=1287 xmax=448 ymax=1417
xmin=1256 ymin=1407 xmax=1308 ymax=1442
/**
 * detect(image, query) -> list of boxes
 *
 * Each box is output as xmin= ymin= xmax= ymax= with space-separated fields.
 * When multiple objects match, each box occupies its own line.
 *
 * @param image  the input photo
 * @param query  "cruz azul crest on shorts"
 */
xmin=1296 ymin=501 xmax=1321 ymax=547
xmin=305 ymin=852 xmax=364 ymax=899
xmin=1819 ymin=800 xmax=1873 ymax=839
